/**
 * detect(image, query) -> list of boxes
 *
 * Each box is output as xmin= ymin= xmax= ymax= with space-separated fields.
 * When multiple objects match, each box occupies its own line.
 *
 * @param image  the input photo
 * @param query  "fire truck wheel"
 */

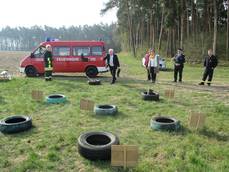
xmin=86 ymin=67 xmax=98 ymax=78
xmin=25 ymin=66 xmax=37 ymax=77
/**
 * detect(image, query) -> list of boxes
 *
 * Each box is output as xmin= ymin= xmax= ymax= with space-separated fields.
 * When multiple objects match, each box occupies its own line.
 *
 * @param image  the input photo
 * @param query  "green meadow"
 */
xmin=0 ymin=52 xmax=228 ymax=172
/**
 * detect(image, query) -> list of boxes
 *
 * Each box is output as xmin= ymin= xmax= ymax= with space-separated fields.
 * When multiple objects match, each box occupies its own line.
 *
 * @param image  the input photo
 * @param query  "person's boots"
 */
xmin=199 ymin=82 xmax=204 ymax=85
xmin=207 ymin=82 xmax=211 ymax=86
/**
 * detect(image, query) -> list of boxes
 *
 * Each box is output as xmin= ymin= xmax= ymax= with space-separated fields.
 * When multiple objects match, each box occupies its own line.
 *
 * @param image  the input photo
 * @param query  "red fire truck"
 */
xmin=19 ymin=40 xmax=108 ymax=77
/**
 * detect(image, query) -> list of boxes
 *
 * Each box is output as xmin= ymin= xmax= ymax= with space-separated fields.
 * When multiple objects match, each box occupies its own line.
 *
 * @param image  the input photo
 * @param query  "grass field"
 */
xmin=0 ymin=52 xmax=229 ymax=172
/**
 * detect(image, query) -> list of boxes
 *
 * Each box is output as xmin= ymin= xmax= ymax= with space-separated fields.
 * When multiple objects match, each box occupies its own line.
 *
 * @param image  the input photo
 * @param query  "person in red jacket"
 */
xmin=143 ymin=49 xmax=151 ymax=80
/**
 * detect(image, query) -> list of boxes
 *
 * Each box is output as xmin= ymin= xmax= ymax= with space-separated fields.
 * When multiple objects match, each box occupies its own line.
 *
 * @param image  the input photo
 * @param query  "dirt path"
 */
xmin=1 ymin=51 xmax=228 ymax=94
xmin=160 ymin=80 xmax=229 ymax=93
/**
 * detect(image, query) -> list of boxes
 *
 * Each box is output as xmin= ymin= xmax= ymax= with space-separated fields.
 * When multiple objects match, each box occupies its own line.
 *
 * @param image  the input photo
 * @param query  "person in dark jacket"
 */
xmin=44 ymin=44 xmax=53 ymax=81
xmin=173 ymin=48 xmax=186 ymax=82
xmin=199 ymin=49 xmax=218 ymax=86
xmin=104 ymin=49 xmax=120 ymax=84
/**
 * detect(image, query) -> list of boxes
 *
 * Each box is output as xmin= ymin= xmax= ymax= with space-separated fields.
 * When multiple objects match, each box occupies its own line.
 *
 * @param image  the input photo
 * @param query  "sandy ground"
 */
xmin=0 ymin=51 xmax=29 ymax=75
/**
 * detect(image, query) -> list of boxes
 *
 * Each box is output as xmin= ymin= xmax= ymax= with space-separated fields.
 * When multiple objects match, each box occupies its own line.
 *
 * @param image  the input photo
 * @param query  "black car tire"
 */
xmin=86 ymin=67 xmax=98 ymax=78
xmin=78 ymin=131 xmax=120 ymax=161
xmin=94 ymin=105 xmax=118 ymax=115
xmin=25 ymin=66 xmax=37 ymax=77
xmin=150 ymin=116 xmax=180 ymax=131
xmin=0 ymin=115 xmax=32 ymax=134
xmin=46 ymin=94 xmax=67 ymax=104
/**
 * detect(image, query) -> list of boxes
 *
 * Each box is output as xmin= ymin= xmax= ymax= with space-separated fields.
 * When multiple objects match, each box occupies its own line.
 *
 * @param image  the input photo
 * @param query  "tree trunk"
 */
xmin=147 ymin=19 xmax=150 ymax=47
xmin=140 ymin=19 xmax=144 ymax=48
xmin=213 ymin=0 xmax=217 ymax=55
xmin=152 ymin=21 xmax=155 ymax=49
xmin=158 ymin=7 xmax=165 ymax=53
xmin=180 ymin=0 xmax=185 ymax=49
xmin=203 ymin=0 xmax=208 ymax=32
xmin=191 ymin=0 xmax=196 ymax=43
xmin=227 ymin=0 xmax=229 ymax=60
xmin=208 ymin=2 xmax=212 ymax=33
xmin=180 ymin=14 xmax=184 ymax=49
xmin=149 ymin=13 xmax=155 ymax=48
xmin=186 ymin=1 xmax=190 ymax=39
xmin=173 ymin=28 xmax=176 ymax=55
xmin=136 ymin=21 xmax=141 ymax=49
xmin=156 ymin=18 xmax=159 ymax=40
xmin=201 ymin=31 xmax=205 ymax=56
xmin=170 ymin=28 xmax=174 ymax=57
xmin=126 ymin=1 xmax=136 ymax=57
xmin=166 ymin=30 xmax=170 ymax=57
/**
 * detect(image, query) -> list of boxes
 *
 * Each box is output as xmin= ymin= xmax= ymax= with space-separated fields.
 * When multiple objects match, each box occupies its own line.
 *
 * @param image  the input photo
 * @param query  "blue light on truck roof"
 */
xmin=46 ymin=37 xmax=59 ymax=42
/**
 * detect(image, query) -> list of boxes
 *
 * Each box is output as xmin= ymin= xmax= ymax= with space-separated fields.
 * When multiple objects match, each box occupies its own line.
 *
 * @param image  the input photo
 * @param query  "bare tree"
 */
xmin=158 ymin=6 xmax=165 ymax=53
xmin=213 ymin=0 xmax=217 ymax=55
xmin=180 ymin=0 xmax=185 ymax=49
xmin=227 ymin=0 xmax=229 ymax=60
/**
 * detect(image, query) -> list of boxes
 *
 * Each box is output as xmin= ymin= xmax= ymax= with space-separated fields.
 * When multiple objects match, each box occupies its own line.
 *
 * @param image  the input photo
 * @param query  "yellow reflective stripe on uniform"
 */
xmin=45 ymin=57 xmax=52 ymax=70
xmin=48 ymin=58 xmax=51 ymax=67
xmin=48 ymin=57 xmax=52 ymax=68
xmin=45 ymin=67 xmax=53 ymax=71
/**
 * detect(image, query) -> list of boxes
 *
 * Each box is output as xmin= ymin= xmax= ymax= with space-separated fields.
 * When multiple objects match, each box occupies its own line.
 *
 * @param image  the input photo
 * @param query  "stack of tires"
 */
xmin=88 ymin=79 xmax=101 ymax=85
xmin=141 ymin=90 xmax=159 ymax=101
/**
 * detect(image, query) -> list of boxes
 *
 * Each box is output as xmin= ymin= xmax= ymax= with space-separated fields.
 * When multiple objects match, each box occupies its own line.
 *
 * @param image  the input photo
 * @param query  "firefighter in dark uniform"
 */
xmin=199 ymin=49 xmax=218 ymax=86
xmin=173 ymin=48 xmax=186 ymax=82
xmin=44 ymin=44 xmax=53 ymax=81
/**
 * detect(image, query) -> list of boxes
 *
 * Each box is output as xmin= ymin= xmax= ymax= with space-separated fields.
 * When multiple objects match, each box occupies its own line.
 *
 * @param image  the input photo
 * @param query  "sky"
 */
xmin=0 ymin=0 xmax=117 ymax=28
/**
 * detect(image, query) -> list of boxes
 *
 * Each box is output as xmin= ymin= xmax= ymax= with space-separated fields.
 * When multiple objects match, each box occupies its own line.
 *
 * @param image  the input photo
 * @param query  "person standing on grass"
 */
xmin=173 ymin=48 xmax=186 ymax=82
xmin=44 ymin=44 xmax=53 ymax=81
xmin=104 ymin=49 xmax=120 ymax=84
xmin=144 ymin=48 xmax=160 ymax=83
xmin=199 ymin=49 xmax=218 ymax=86
xmin=143 ymin=49 xmax=151 ymax=81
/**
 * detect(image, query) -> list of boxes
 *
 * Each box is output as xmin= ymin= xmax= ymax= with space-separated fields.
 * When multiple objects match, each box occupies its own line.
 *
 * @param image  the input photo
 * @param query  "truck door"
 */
xmin=31 ymin=46 xmax=46 ymax=73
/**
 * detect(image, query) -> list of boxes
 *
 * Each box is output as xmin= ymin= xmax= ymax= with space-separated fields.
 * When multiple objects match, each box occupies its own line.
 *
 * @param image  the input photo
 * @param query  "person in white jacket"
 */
xmin=144 ymin=49 xmax=160 ymax=83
